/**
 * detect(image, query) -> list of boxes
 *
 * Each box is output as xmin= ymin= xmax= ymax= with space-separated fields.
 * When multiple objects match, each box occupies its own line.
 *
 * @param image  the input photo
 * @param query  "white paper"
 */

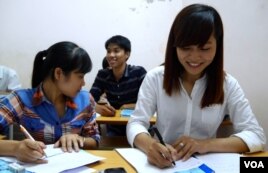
xmin=0 ymin=145 xmax=105 ymax=173
xmin=43 ymin=144 xmax=64 ymax=158
xmin=195 ymin=153 xmax=241 ymax=173
xmin=60 ymin=166 xmax=95 ymax=173
xmin=115 ymin=148 xmax=206 ymax=173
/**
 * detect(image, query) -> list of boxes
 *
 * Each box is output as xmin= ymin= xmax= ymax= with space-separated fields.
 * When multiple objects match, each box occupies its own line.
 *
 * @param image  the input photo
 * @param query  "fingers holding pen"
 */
xmin=15 ymin=139 xmax=47 ymax=163
xmin=147 ymin=141 xmax=176 ymax=168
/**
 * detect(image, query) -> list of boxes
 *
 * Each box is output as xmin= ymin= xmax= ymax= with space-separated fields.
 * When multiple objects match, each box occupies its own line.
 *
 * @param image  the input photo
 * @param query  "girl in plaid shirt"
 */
xmin=0 ymin=41 xmax=100 ymax=163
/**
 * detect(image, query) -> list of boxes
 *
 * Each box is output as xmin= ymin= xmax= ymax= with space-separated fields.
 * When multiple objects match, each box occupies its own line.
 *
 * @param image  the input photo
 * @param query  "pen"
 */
xmin=19 ymin=124 xmax=47 ymax=158
xmin=152 ymin=127 xmax=176 ymax=166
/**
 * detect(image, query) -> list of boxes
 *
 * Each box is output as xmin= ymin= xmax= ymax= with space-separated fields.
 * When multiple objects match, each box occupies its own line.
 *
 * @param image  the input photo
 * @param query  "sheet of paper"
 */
xmin=25 ymin=150 xmax=104 ymax=173
xmin=43 ymin=144 xmax=64 ymax=158
xmin=61 ymin=166 xmax=95 ymax=173
xmin=0 ymin=145 xmax=105 ymax=173
xmin=115 ymin=148 xmax=211 ymax=173
xmin=195 ymin=153 xmax=241 ymax=173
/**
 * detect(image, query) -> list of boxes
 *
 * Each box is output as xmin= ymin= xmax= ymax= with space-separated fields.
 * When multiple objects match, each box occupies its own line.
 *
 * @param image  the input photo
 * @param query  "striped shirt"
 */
xmin=90 ymin=64 xmax=147 ymax=109
xmin=0 ymin=85 xmax=100 ymax=144
xmin=90 ymin=64 xmax=146 ymax=136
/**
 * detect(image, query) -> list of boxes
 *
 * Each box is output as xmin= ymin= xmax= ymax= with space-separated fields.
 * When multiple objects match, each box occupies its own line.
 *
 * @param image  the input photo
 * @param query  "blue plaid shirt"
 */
xmin=0 ymin=85 xmax=100 ymax=144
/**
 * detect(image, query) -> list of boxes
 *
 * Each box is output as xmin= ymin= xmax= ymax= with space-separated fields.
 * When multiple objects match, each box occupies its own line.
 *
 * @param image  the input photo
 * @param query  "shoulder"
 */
xmin=96 ymin=68 xmax=111 ymax=77
xmin=0 ymin=66 xmax=17 ymax=77
xmin=224 ymin=73 xmax=245 ymax=95
xmin=142 ymin=66 xmax=164 ymax=83
xmin=10 ymin=89 xmax=34 ymax=106
xmin=92 ymin=69 xmax=112 ymax=82
xmin=75 ymin=90 xmax=91 ymax=100
xmin=15 ymin=88 xmax=35 ymax=97
xmin=127 ymin=65 xmax=147 ymax=73
xmin=147 ymin=66 xmax=164 ymax=77
xmin=73 ymin=90 xmax=93 ymax=107
xmin=224 ymin=73 xmax=240 ymax=87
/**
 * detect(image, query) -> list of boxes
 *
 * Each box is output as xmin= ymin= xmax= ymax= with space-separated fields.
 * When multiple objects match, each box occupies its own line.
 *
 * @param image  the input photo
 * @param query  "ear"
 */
xmin=125 ymin=51 xmax=130 ymax=61
xmin=54 ymin=67 xmax=63 ymax=80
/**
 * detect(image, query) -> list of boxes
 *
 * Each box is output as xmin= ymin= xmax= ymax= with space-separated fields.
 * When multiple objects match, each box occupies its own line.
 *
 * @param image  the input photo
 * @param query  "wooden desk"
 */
xmin=244 ymin=151 xmax=268 ymax=157
xmin=0 ymin=91 xmax=11 ymax=95
xmin=0 ymin=135 xmax=6 ymax=140
xmin=96 ymin=110 xmax=156 ymax=125
xmin=96 ymin=111 xmax=231 ymax=126
xmin=87 ymin=150 xmax=268 ymax=173
xmin=88 ymin=150 xmax=136 ymax=173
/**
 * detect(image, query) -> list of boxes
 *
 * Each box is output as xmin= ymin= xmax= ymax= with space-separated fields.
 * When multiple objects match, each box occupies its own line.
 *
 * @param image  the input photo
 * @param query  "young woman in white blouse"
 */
xmin=127 ymin=3 xmax=266 ymax=169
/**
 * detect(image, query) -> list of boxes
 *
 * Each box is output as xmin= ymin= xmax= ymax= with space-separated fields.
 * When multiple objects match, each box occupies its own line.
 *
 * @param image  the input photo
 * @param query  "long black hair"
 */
xmin=32 ymin=41 xmax=92 ymax=88
xmin=164 ymin=4 xmax=224 ymax=108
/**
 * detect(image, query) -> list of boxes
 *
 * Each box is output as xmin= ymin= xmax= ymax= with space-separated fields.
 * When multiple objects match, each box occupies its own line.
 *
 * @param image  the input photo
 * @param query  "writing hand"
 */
xmin=147 ymin=139 xmax=177 ymax=168
xmin=15 ymin=139 xmax=47 ymax=164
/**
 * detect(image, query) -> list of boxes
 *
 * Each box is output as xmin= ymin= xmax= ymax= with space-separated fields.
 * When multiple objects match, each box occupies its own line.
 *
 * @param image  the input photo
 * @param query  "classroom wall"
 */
xmin=1 ymin=0 xmax=268 ymax=149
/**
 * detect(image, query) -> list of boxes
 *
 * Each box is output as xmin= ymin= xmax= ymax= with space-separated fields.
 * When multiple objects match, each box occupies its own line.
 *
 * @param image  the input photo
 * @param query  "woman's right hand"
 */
xmin=15 ymin=139 xmax=47 ymax=163
xmin=147 ymin=138 xmax=177 ymax=168
xmin=95 ymin=104 xmax=116 ymax=117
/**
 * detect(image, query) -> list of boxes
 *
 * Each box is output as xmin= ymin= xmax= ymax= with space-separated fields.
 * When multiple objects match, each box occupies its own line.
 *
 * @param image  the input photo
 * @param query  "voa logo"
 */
xmin=240 ymin=157 xmax=267 ymax=173
xmin=244 ymin=161 xmax=264 ymax=168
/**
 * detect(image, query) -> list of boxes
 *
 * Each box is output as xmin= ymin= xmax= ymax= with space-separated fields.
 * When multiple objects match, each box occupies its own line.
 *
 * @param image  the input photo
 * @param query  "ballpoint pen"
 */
xmin=19 ymin=124 xmax=47 ymax=158
xmin=152 ymin=127 xmax=176 ymax=166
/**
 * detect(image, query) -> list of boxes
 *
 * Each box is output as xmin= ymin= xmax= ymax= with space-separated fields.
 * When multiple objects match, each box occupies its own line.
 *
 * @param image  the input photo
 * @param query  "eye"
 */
xmin=114 ymin=49 xmax=121 ymax=53
xmin=200 ymin=47 xmax=210 ymax=51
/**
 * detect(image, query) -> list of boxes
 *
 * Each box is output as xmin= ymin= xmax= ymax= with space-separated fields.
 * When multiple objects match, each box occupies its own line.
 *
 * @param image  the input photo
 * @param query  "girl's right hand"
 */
xmin=15 ymin=139 xmax=47 ymax=163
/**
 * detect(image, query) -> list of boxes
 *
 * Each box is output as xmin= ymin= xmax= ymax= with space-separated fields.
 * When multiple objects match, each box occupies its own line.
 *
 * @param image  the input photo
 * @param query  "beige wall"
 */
xmin=1 ymin=0 xmax=268 ymax=149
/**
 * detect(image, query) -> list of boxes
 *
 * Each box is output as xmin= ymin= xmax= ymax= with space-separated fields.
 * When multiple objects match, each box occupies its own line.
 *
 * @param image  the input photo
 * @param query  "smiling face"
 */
xmin=106 ymin=43 xmax=129 ymax=69
xmin=176 ymin=34 xmax=217 ymax=79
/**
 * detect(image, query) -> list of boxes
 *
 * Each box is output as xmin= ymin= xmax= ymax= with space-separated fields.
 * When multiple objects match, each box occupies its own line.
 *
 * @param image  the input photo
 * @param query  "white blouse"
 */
xmin=127 ymin=66 xmax=266 ymax=153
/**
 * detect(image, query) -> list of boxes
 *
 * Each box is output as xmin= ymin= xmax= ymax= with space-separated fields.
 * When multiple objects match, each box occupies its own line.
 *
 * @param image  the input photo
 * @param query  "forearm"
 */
xmin=83 ymin=137 xmax=98 ymax=150
xmin=0 ymin=140 xmax=19 ymax=157
xmin=204 ymin=136 xmax=249 ymax=153
xmin=133 ymin=133 xmax=156 ymax=154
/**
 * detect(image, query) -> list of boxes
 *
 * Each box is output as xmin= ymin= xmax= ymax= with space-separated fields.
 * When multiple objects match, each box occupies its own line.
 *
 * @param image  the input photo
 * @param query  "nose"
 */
xmin=189 ymin=48 xmax=201 ymax=60
xmin=107 ymin=52 xmax=116 ymax=58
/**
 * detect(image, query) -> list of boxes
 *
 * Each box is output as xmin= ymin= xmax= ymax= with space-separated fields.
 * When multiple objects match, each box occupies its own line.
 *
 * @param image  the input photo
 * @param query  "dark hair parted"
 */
xmin=164 ymin=4 xmax=224 ymax=108
xmin=32 ymin=41 xmax=92 ymax=88
xmin=105 ymin=35 xmax=131 ymax=53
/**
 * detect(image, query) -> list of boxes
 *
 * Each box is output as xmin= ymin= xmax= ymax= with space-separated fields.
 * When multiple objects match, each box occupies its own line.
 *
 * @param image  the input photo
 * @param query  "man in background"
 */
xmin=90 ymin=35 xmax=147 ymax=136
xmin=0 ymin=65 xmax=21 ymax=92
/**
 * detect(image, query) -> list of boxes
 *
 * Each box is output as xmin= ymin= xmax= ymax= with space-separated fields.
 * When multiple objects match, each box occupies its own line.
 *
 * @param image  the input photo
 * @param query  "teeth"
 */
xmin=189 ymin=63 xmax=199 ymax=67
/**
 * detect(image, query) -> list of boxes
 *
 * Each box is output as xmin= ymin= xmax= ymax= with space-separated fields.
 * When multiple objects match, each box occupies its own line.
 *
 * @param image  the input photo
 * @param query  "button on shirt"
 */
xmin=0 ymin=85 xmax=100 ymax=144
xmin=127 ymin=66 xmax=266 ymax=153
